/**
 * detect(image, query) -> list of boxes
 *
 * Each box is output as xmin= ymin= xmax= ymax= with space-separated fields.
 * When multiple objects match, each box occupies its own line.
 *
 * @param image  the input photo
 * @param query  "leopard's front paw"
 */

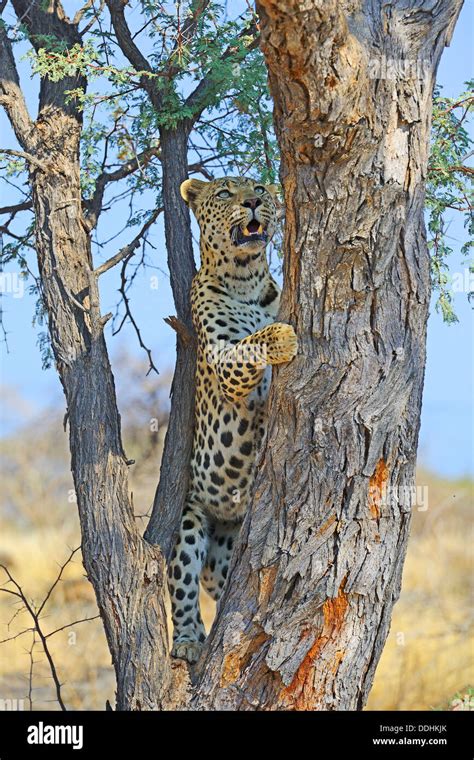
xmin=171 ymin=640 xmax=204 ymax=665
xmin=265 ymin=322 xmax=298 ymax=365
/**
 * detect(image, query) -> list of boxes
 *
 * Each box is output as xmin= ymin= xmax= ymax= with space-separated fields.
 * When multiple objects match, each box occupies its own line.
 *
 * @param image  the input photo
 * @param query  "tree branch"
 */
xmin=73 ymin=0 xmax=94 ymax=25
xmin=164 ymin=315 xmax=196 ymax=348
xmin=106 ymin=0 xmax=258 ymax=133
xmin=105 ymin=0 xmax=163 ymax=110
xmin=106 ymin=0 xmax=215 ymax=115
xmin=113 ymin=253 xmax=160 ymax=376
xmin=0 ymin=562 xmax=68 ymax=711
xmin=11 ymin=0 xmax=86 ymax=115
xmin=94 ymin=206 xmax=163 ymax=277
xmin=0 ymin=549 xmax=100 ymax=711
xmin=27 ymin=633 xmax=36 ymax=712
xmin=0 ymin=200 xmax=33 ymax=215
xmin=0 ymin=627 xmax=34 ymax=645
xmin=0 ymin=24 xmax=34 ymax=150
xmin=84 ymin=146 xmax=161 ymax=229
xmin=430 ymin=164 xmax=474 ymax=177
xmin=184 ymin=20 xmax=260 ymax=126
xmin=160 ymin=0 xmax=211 ymax=81
xmin=45 ymin=615 xmax=100 ymax=639
xmin=79 ymin=0 xmax=106 ymax=36
xmin=37 ymin=547 xmax=81 ymax=617
xmin=11 ymin=0 xmax=72 ymax=53
xmin=0 ymin=148 xmax=49 ymax=172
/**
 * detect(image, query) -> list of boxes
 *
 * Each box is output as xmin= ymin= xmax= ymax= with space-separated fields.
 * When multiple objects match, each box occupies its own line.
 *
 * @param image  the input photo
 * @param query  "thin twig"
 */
xmin=84 ymin=146 xmax=161 ymax=229
xmin=94 ymin=206 xmax=163 ymax=277
xmin=37 ymin=547 xmax=81 ymax=617
xmin=0 ymin=149 xmax=48 ymax=172
xmin=0 ymin=563 xmax=67 ymax=711
xmin=45 ymin=615 xmax=100 ymax=639
xmin=27 ymin=632 xmax=36 ymax=711
xmin=0 ymin=628 xmax=34 ymax=645
xmin=114 ymin=252 xmax=160 ymax=375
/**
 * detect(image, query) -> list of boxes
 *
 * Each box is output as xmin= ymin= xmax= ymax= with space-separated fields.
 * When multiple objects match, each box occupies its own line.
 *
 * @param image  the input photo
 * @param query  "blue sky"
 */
xmin=0 ymin=2 xmax=472 ymax=478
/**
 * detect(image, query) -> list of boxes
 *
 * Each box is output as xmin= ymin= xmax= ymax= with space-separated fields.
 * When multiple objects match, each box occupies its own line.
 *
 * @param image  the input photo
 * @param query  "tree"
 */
xmin=0 ymin=0 xmax=271 ymax=710
xmin=0 ymin=0 xmax=466 ymax=710
xmin=189 ymin=0 xmax=465 ymax=709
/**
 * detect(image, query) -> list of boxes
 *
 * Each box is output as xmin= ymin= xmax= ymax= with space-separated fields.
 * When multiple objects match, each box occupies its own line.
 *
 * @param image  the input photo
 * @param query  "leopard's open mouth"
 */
xmin=231 ymin=219 xmax=268 ymax=246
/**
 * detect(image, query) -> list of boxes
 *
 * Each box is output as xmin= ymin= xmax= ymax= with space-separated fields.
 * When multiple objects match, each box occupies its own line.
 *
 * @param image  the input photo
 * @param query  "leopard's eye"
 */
xmin=254 ymin=185 xmax=265 ymax=194
xmin=217 ymin=189 xmax=232 ymax=199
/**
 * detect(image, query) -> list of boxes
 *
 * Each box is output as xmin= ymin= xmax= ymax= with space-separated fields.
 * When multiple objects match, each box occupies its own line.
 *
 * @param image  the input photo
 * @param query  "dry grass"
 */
xmin=366 ymin=470 xmax=473 ymax=711
xmin=0 ymin=361 xmax=472 ymax=710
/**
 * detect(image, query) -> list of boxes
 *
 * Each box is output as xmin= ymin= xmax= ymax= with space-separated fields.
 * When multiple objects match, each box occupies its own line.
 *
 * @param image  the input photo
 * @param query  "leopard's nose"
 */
xmin=242 ymin=197 xmax=262 ymax=210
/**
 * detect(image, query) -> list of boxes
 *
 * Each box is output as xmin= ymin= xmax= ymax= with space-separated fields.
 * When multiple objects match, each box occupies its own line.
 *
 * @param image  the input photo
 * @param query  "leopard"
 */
xmin=168 ymin=176 xmax=298 ymax=664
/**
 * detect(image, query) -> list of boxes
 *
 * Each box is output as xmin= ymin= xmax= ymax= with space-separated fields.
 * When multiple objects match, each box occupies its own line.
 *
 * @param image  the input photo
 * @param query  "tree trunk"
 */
xmin=5 ymin=0 xmax=180 ymax=711
xmin=104 ymin=0 xmax=199 ymax=561
xmin=144 ymin=124 xmax=197 ymax=559
xmin=31 ymin=103 xmax=177 ymax=713
xmin=191 ymin=0 xmax=463 ymax=710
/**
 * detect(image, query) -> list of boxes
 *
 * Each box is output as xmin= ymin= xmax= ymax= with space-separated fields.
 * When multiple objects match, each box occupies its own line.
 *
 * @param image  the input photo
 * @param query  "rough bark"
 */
xmin=144 ymin=124 xmax=197 ymax=559
xmin=192 ymin=0 xmax=463 ymax=710
xmin=33 ymin=134 xmax=174 ymax=710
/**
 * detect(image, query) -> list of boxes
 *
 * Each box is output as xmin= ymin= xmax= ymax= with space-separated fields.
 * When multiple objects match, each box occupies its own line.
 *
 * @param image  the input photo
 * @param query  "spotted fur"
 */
xmin=168 ymin=177 xmax=298 ymax=663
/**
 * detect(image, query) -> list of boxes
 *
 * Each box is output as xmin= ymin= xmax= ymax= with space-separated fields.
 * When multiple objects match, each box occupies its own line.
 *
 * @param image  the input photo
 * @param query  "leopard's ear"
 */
xmin=180 ymin=178 xmax=208 ymax=210
xmin=265 ymin=184 xmax=280 ymax=199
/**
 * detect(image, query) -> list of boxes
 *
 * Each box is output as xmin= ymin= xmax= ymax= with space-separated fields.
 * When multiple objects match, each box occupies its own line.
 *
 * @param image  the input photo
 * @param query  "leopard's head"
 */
xmin=180 ymin=176 xmax=279 ymax=257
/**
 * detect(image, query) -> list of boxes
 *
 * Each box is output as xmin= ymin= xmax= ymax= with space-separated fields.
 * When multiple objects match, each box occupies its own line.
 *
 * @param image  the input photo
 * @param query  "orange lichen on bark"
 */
xmin=368 ymin=458 xmax=389 ymax=519
xmin=322 ymin=575 xmax=348 ymax=632
xmin=331 ymin=650 xmax=345 ymax=675
xmin=220 ymin=630 xmax=269 ymax=688
xmin=258 ymin=564 xmax=278 ymax=611
xmin=279 ymin=635 xmax=326 ymax=709
xmin=279 ymin=578 xmax=349 ymax=709
xmin=318 ymin=513 xmax=337 ymax=535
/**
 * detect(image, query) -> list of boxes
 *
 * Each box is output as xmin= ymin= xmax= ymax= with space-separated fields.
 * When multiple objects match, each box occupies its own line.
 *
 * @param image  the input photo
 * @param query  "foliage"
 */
xmin=0 ymin=1 xmax=278 ymax=364
xmin=0 ymin=2 xmax=472 ymax=347
xmin=427 ymin=81 xmax=473 ymax=322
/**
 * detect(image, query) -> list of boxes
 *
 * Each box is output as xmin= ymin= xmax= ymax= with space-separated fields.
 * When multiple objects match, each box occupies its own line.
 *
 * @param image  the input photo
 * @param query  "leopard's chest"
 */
xmin=189 ymin=301 xmax=275 ymax=522
xmin=190 ymin=361 xmax=269 ymax=522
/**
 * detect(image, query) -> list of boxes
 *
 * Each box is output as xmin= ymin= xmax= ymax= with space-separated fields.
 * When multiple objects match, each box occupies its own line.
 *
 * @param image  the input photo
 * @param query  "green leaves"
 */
xmin=3 ymin=2 xmax=472 ymax=330
xmin=427 ymin=80 xmax=473 ymax=322
xmin=28 ymin=41 xmax=97 ymax=82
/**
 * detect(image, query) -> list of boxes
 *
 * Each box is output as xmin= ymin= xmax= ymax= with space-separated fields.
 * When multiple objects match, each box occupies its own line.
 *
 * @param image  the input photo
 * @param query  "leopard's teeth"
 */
xmin=242 ymin=224 xmax=264 ymax=237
